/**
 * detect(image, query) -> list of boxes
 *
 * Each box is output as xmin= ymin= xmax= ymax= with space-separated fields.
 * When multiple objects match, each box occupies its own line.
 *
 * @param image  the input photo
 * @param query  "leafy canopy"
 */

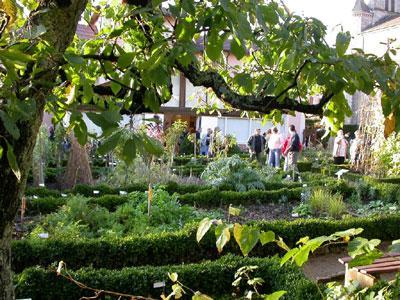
xmin=1 ymin=0 xmax=400 ymax=175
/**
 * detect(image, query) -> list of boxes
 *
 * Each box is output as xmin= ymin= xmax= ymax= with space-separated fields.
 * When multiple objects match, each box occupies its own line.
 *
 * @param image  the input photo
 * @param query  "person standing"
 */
xmin=263 ymin=129 xmax=272 ymax=160
xmin=247 ymin=128 xmax=265 ymax=164
xmin=200 ymin=128 xmax=212 ymax=156
xmin=284 ymin=125 xmax=301 ymax=175
xmin=333 ymin=129 xmax=348 ymax=164
xmin=268 ymin=127 xmax=282 ymax=168
xmin=350 ymin=130 xmax=362 ymax=164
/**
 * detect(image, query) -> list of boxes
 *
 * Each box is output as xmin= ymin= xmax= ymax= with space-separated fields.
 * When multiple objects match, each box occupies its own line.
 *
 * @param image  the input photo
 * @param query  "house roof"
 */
xmin=76 ymin=24 xmax=98 ymax=40
xmin=363 ymin=15 xmax=400 ymax=32
xmin=353 ymin=0 xmax=371 ymax=13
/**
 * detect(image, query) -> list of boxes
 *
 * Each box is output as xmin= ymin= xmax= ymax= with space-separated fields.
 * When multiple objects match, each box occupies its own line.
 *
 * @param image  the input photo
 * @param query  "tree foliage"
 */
xmin=1 ymin=0 xmax=400 ymax=172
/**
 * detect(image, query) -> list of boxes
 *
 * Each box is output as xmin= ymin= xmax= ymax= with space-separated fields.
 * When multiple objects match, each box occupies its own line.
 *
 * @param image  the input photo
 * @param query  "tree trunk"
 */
xmin=0 ymin=223 xmax=12 ymax=300
xmin=63 ymin=136 xmax=93 ymax=189
xmin=0 ymin=1 xmax=88 ymax=298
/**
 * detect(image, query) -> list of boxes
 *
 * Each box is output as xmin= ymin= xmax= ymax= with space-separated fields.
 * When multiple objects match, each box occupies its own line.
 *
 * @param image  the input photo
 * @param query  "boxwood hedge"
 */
xmin=15 ymin=255 xmax=319 ymax=300
xmin=12 ymin=214 xmax=400 ymax=273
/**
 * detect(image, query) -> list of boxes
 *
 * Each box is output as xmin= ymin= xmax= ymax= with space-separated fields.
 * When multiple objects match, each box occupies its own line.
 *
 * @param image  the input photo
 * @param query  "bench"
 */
xmin=338 ymin=253 xmax=400 ymax=287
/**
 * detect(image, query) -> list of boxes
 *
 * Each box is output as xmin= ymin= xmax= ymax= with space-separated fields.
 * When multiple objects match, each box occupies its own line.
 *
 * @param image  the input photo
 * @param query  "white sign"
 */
xmin=38 ymin=233 xmax=49 ymax=239
xmin=61 ymin=193 xmax=68 ymax=198
xmin=93 ymin=190 xmax=100 ymax=195
xmin=119 ymin=191 xmax=128 ymax=195
xmin=153 ymin=281 xmax=165 ymax=288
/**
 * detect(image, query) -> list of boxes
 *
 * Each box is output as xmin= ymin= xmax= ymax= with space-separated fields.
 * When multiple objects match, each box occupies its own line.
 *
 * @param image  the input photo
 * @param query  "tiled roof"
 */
xmin=353 ymin=0 xmax=371 ymax=13
xmin=76 ymin=24 xmax=98 ymax=40
xmin=363 ymin=15 xmax=400 ymax=32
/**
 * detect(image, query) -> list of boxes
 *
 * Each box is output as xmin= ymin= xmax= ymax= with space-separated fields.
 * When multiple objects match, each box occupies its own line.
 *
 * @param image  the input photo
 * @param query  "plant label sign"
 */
xmin=93 ymin=190 xmax=100 ymax=195
xmin=153 ymin=281 xmax=165 ymax=288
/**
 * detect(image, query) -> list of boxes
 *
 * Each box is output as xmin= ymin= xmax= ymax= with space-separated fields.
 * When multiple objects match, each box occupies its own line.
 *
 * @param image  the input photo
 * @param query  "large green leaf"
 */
xmin=0 ymin=111 xmax=20 ymax=139
xmin=233 ymin=224 xmax=260 ymax=256
xmin=197 ymin=218 xmax=213 ymax=243
xmin=260 ymin=231 xmax=275 ymax=246
xmin=122 ymin=138 xmax=137 ymax=164
xmin=336 ymin=32 xmax=351 ymax=57
xmin=6 ymin=141 xmax=21 ymax=181
xmin=348 ymin=237 xmax=381 ymax=258
xmin=206 ymin=30 xmax=224 ymax=61
xmin=215 ymin=224 xmax=231 ymax=253
xmin=349 ymin=249 xmax=383 ymax=268
xmin=97 ymin=131 xmax=123 ymax=155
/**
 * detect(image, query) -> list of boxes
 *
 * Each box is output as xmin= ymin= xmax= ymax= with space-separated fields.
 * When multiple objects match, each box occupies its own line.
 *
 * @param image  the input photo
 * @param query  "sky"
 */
xmin=284 ymin=0 xmax=356 ymax=44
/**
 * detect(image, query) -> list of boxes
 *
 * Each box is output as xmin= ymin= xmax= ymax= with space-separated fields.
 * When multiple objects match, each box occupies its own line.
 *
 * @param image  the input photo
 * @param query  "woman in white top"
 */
xmin=333 ymin=129 xmax=348 ymax=164
xmin=268 ymin=127 xmax=282 ymax=168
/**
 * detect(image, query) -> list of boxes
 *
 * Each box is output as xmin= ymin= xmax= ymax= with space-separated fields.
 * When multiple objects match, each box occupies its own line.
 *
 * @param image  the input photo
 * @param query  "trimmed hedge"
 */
xmin=24 ymin=187 xmax=301 ymax=216
xmin=12 ymin=214 xmax=400 ymax=273
xmin=178 ymin=187 xmax=303 ymax=206
xmin=25 ymin=195 xmax=130 ymax=215
xmin=15 ymin=255 xmax=319 ymax=300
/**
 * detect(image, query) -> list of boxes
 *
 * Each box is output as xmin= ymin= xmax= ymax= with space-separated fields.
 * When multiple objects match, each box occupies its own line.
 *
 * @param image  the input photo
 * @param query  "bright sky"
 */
xmin=284 ymin=0 xmax=356 ymax=44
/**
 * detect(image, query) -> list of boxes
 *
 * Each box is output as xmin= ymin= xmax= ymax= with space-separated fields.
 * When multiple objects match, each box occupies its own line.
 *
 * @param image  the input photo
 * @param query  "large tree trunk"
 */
xmin=0 ymin=1 xmax=88 ymax=298
xmin=63 ymin=136 xmax=93 ymax=189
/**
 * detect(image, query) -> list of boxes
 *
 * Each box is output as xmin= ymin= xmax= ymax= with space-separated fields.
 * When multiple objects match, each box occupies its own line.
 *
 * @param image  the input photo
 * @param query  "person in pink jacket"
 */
xmin=268 ymin=127 xmax=282 ymax=168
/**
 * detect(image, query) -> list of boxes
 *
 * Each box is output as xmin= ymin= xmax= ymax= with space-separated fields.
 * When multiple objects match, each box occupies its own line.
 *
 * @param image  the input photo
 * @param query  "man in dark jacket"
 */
xmin=284 ymin=125 xmax=301 ymax=177
xmin=247 ymin=128 xmax=266 ymax=164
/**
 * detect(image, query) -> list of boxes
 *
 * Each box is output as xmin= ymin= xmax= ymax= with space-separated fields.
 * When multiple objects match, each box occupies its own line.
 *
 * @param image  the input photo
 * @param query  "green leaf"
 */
xmin=181 ymin=0 xmax=195 ymax=15
xmin=234 ymin=73 xmax=253 ymax=93
xmin=293 ymin=245 xmax=312 ymax=266
xmin=117 ymin=52 xmax=135 ymax=69
xmin=64 ymin=53 xmax=84 ymax=65
xmin=172 ymin=283 xmax=184 ymax=298
xmin=280 ymin=248 xmax=299 ymax=266
xmin=206 ymin=30 xmax=224 ymax=61
xmin=73 ymin=120 xmax=88 ymax=145
xmin=6 ymin=141 xmax=21 ymax=181
xmin=264 ymin=291 xmax=287 ymax=300
xmin=336 ymin=31 xmax=351 ymax=57
xmin=348 ymin=237 xmax=381 ymax=258
xmin=230 ymin=38 xmax=246 ymax=60
xmin=97 ymin=131 xmax=122 ymax=155
xmin=111 ymin=81 xmax=122 ymax=95
xmin=197 ymin=218 xmax=213 ymax=243
xmin=215 ymin=225 xmax=231 ymax=253
xmin=0 ymin=111 xmax=20 ymax=139
xmin=144 ymin=89 xmax=160 ymax=112
xmin=276 ymin=237 xmax=290 ymax=252
xmin=141 ymin=134 xmax=163 ymax=156
xmin=168 ymin=272 xmax=178 ymax=282
xmin=0 ymin=48 xmax=32 ymax=64
xmin=122 ymin=138 xmax=136 ymax=164
xmin=261 ymin=4 xmax=279 ymax=25
xmin=260 ymin=231 xmax=275 ymax=245
xmin=0 ymin=145 xmax=3 ymax=159
xmin=233 ymin=224 xmax=260 ymax=256
xmin=349 ymin=249 xmax=383 ymax=268
xmin=228 ymin=205 xmax=241 ymax=216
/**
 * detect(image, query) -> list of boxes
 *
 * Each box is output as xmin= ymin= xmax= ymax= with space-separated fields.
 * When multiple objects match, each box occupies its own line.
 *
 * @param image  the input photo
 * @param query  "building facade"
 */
xmin=349 ymin=0 xmax=400 ymax=124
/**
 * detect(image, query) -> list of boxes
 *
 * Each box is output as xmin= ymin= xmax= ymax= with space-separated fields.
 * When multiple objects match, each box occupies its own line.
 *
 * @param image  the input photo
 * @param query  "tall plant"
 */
xmin=164 ymin=120 xmax=188 ymax=166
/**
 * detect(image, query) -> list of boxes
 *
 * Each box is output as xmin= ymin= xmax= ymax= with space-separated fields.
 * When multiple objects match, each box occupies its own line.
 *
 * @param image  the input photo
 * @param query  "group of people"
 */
xmin=247 ymin=125 xmax=302 ymax=172
xmin=199 ymin=127 xmax=224 ymax=157
xmin=332 ymin=129 xmax=363 ymax=165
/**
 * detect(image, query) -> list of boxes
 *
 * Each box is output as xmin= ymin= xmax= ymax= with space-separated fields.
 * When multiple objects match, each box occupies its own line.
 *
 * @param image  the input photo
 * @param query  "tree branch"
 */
xmin=175 ymin=61 xmax=333 ymax=115
xmin=273 ymin=59 xmax=309 ymax=101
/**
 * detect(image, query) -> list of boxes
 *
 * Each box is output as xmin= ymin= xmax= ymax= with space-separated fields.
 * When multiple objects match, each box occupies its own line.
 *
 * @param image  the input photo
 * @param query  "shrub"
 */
xmin=27 ymin=190 xmax=217 ymax=239
xmin=12 ymin=214 xmax=400 ymax=272
xmin=15 ymin=255 xmax=319 ymax=300
xmin=201 ymin=155 xmax=265 ymax=192
xmin=309 ymin=189 xmax=347 ymax=218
